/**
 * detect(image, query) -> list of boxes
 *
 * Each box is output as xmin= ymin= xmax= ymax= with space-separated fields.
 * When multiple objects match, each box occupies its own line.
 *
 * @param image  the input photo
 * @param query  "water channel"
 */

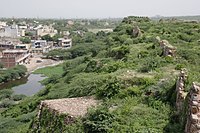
xmin=0 ymin=74 xmax=46 ymax=96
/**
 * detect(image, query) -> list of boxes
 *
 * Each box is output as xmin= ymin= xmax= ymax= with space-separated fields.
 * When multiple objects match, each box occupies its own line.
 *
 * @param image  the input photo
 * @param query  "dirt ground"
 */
xmin=24 ymin=55 xmax=63 ymax=73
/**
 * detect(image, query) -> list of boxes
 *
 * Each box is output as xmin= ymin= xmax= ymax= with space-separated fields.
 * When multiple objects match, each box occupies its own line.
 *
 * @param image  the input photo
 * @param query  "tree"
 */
xmin=25 ymin=32 xmax=33 ymax=37
xmin=0 ymin=62 xmax=4 ymax=68
xmin=20 ymin=37 xmax=31 ymax=44
xmin=110 ymin=45 xmax=130 ymax=59
xmin=41 ymin=34 xmax=53 ymax=42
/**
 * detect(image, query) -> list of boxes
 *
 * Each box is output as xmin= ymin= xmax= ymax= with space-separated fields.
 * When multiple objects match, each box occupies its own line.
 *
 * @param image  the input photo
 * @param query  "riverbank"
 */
xmin=24 ymin=55 xmax=63 ymax=74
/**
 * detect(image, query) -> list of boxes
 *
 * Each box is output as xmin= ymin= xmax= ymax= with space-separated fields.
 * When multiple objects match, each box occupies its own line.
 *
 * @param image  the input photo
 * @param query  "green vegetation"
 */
xmin=0 ymin=65 xmax=27 ymax=84
xmin=1 ymin=16 xmax=200 ymax=132
xmin=33 ymin=64 xmax=63 ymax=77
xmin=20 ymin=37 xmax=31 ymax=44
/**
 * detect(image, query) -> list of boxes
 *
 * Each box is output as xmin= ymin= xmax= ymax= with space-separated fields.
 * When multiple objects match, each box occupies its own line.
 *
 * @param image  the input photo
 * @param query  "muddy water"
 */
xmin=0 ymin=74 xmax=46 ymax=96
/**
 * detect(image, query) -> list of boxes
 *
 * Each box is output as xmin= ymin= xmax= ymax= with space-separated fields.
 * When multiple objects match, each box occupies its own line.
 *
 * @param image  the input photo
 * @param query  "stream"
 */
xmin=0 ymin=74 xmax=46 ymax=96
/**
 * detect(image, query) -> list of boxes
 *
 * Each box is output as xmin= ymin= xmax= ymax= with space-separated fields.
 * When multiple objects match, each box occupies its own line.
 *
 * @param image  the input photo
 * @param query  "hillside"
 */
xmin=1 ymin=16 xmax=200 ymax=132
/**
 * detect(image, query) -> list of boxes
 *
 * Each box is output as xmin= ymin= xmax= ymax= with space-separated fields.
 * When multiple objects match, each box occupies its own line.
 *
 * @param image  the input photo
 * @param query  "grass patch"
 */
xmin=33 ymin=64 xmax=64 ymax=77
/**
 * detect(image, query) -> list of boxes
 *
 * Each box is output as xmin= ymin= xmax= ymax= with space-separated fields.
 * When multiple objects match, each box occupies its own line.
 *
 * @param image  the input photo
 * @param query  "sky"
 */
xmin=0 ymin=0 xmax=199 ymax=18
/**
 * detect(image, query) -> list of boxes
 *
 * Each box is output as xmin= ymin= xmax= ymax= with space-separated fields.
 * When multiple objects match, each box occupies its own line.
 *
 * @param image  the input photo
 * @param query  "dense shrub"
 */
xmin=0 ymin=65 xmax=27 ymax=83
xmin=0 ymin=100 xmax=15 ymax=108
xmin=0 ymin=89 xmax=13 ymax=100
xmin=96 ymin=77 xmax=122 ymax=99
xmin=109 ymin=45 xmax=130 ymax=59
xmin=84 ymin=107 xmax=115 ymax=133
xmin=12 ymin=94 xmax=26 ymax=101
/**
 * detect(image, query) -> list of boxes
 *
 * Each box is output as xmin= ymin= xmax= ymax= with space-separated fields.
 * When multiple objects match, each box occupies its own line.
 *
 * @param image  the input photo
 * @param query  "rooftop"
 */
xmin=3 ymin=49 xmax=28 ymax=53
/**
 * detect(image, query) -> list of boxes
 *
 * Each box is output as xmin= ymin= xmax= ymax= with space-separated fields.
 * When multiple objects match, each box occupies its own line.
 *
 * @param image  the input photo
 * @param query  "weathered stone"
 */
xmin=176 ymin=69 xmax=187 ymax=113
xmin=185 ymin=82 xmax=200 ymax=133
xmin=132 ymin=26 xmax=141 ymax=37
xmin=33 ymin=97 xmax=98 ymax=131
xmin=160 ymin=40 xmax=176 ymax=57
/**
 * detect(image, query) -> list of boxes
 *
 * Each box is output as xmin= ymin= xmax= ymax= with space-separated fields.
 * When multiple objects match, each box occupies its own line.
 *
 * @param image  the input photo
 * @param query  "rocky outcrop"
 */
xmin=176 ymin=69 xmax=187 ymax=113
xmin=132 ymin=26 xmax=142 ymax=37
xmin=185 ymin=82 xmax=200 ymax=133
xmin=156 ymin=36 xmax=176 ymax=57
xmin=160 ymin=40 xmax=176 ymax=57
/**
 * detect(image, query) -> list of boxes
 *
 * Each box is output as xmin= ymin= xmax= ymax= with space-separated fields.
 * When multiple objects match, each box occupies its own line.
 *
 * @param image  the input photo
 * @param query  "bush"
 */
xmin=0 ymin=65 xmax=27 ymax=83
xmin=12 ymin=94 xmax=26 ymax=101
xmin=0 ymin=89 xmax=13 ymax=100
xmin=16 ymin=112 xmax=36 ymax=123
xmin=175 ymin=64 xmax=185 ymax=70
xmin=110 ymin=45 xmax=130 ymax=59
xmin=84 ymin=107 xmax=115 ymax=133
xmin=96 ymin=77 xmax=122 ymax=99
xmin=0 ymin=100 xmax=15 ymax=108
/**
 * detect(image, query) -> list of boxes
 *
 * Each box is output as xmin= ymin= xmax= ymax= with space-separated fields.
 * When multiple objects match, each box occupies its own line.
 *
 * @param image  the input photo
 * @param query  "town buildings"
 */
xmin=57 ymin=38 xmax=72 ymax=48
xmin=0 ymin=49 xmax=30 ymax=68
xmin=0 ymin=20 xmax=72 ymax=68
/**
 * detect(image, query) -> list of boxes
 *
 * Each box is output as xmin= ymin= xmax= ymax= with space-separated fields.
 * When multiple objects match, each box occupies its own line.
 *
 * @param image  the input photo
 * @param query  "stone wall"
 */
xmin=185 ymin=82 xmax=200 ymax=133
xmin=175 ymin=69 xmax=200 ymax=132
xmin=176 ymin=69 xmax=187 ymax=113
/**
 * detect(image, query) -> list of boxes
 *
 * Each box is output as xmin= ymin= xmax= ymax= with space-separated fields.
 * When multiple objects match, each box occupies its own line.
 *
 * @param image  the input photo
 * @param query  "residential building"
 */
xmin=0 ymin=37 xmax=20 ymax=50
xmin=0 ymin=24 xmax=20 ymax=38
xmin=31 ymin=40 xmax=51 ymax=54
xmin=58 ymin=38 xmax=72 ymax=48
xmin=0 ymin=21 xmax=7 ymax=28
xmin=35 ymin=25 xmax=57 ymax=37
xmin=15 ymin=43 xmax=31 ymax=50
xmin=0 ymin=49 xmax=30 ymax=68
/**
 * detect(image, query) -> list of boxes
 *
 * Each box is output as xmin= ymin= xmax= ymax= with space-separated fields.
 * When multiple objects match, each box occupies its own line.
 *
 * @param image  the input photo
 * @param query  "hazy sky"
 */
xmin=0 ymin=0 xmax=199 ymax=18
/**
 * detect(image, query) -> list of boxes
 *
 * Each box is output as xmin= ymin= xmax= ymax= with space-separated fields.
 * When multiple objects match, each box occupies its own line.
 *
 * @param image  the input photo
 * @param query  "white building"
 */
xmin=35 ymin=25 xmax=57 ymax=37
xmin=31 ymin=40 xmax=51 ymax=53
xmin=58 ymin=38 xmax=72 ymax=48
xmin=0 ymin=21 xmax=7 ymax=28
xmin=0 ymin=24 xmax=20 ymax=38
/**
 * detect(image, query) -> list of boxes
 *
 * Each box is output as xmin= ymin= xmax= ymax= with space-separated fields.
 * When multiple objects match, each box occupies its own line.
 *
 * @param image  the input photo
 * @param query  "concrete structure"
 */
xmin=0 ymin=49 xmax=30 ymax=68
xmin=0 ymin=21 xmax=7 ymax=28
xmin=0 ymin=42 xmax=15 ymax=50
xmin=19 ymin=29 xmax=25 ymax=37
xmin=32 ymin=40 xmax=47 ymax=49
xmin=15 ymin=43 xmax=31 ymax=50
xmin=57 ymin=38 xmax=72 ymax=48
xmin=0 ymin=37 xmax=21 ymax=50
xmin=35 ymin=25 xmax=57 ymax=37
xmin=0 ymin=24 xmax=20 ymax=38
xmin=67 ymin=20 xmax=74 ymax=26
xmin=31 ymin=40 xmax=51 ymax=54
xmin=62 ymin=31 xmax=70 ymax=36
